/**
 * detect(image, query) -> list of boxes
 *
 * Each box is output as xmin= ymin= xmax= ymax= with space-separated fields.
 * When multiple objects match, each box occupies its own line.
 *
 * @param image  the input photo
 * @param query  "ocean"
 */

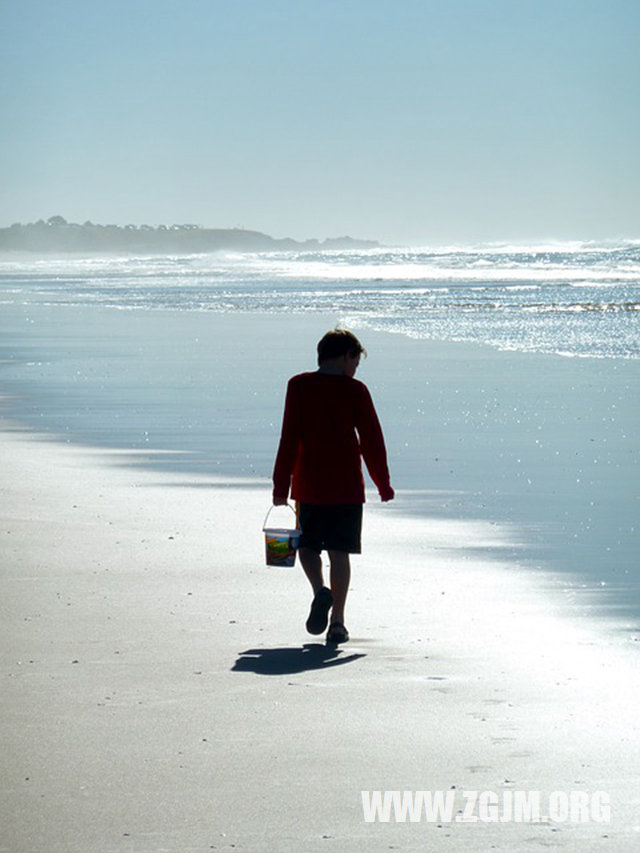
xmin=1 ymin=241 xmax=638 ymax=627
xmin=1 ymin=241 xmax=639 ymax=359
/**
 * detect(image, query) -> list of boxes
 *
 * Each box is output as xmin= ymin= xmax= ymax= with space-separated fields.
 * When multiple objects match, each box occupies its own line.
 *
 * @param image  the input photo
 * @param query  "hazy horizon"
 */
xmin=3 ymin=216 xmax=640 ymax=253
xmin=2 ymin=1 xmax=639 ymax=245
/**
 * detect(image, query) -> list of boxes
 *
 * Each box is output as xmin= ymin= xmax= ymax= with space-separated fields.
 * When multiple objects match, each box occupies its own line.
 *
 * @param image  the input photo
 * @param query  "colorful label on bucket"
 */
xmin=264 ymin=529 xmax=299 ymax=567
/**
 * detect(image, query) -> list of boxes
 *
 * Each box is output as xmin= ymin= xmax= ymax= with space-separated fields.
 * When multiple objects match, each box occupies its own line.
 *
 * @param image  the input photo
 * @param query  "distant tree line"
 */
xmin=0 ymin=216 xmax=379 ymax=253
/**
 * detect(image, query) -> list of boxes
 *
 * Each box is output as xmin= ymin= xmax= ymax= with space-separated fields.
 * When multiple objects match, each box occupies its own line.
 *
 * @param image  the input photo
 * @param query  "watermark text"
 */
xmin=361 ymin=789 xmax=611 ymax=824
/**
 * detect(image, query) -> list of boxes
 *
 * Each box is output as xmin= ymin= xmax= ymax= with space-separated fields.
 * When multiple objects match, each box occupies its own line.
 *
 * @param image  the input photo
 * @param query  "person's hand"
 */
xmin=273 ymin=494 xmax=289 ymax=506
xmin=380 ymin=486 xmax=395 ymax=502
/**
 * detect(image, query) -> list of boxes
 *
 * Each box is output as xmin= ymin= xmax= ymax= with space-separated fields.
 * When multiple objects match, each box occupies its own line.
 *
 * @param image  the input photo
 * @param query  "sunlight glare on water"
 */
xmin=1 ymin=240 xmax=638 ymax=359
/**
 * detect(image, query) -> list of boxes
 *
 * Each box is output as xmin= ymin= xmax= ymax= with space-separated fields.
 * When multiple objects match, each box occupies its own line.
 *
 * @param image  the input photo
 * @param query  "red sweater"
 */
xmin=272 ymin=371 xmax=393 ymax=504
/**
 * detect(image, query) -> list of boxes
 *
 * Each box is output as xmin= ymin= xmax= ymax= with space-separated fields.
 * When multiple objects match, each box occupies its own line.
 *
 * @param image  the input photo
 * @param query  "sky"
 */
xmin=1 ymin=0 xmax=639 ymax=245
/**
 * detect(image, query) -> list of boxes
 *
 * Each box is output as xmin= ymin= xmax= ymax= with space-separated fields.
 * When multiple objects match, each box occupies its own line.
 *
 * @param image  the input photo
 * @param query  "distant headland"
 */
xmin=0 ymin=216 xmax=379 ymax=254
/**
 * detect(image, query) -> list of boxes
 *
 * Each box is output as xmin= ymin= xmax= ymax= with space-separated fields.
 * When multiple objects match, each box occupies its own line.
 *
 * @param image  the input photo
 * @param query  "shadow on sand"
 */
xmin=231 ymin=643 xmax=366 ymax=675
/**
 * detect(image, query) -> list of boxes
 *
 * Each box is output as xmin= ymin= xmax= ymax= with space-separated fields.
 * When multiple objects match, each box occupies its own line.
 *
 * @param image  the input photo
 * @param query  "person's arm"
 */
xmin=272 ymin=378 xmax=300 ymax=503
xmin=357 ymin=385 xmax=394 ymax=501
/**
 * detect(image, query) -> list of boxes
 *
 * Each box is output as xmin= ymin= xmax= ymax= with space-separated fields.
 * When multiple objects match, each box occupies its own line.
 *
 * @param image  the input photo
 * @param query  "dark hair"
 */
xmin=317 ymin=328 xmax=366 ymax=365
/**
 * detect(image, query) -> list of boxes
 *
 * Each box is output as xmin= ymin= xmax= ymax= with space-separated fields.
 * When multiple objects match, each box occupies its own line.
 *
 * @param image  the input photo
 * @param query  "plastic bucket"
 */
xmin=263 ymin=505 xmax=301 ymax=568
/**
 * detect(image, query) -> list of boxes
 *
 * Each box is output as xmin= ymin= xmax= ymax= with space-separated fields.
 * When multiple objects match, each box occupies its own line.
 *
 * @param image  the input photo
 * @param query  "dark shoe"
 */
xmin=326 ymin=622 xmax=350 ymax=644
xmin=305 ymin=587 xmax=333 ymax=635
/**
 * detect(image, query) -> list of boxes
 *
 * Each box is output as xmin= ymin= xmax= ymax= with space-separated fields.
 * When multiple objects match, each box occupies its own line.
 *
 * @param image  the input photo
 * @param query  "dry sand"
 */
xmin=1 ymin=422 xmax=639 ymax=852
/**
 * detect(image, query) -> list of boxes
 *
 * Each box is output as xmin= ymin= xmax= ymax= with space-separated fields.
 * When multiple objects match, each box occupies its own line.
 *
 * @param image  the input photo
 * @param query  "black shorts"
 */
xmin=298 ymin=503 xmax=363 ymax=554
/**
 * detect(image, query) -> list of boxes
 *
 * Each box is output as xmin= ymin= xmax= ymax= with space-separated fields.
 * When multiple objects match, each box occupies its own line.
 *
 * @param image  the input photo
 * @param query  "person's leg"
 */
xmin=300 ymin=547 xmax=333 ymax=634
xmin=298 ymin=546 xmax=324 ymax=594
xmin=327 ymin=550 xmax=351 ymax=625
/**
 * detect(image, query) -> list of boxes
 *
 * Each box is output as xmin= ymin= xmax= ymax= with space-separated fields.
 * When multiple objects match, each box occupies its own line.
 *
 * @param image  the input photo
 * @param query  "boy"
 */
xmin=272 ymin=328 xmax=394 ymax=643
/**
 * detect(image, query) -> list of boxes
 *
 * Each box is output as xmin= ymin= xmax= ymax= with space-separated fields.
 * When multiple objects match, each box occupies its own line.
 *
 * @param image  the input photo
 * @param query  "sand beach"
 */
xmin=1 ymin=311 xmax=639 ymax=852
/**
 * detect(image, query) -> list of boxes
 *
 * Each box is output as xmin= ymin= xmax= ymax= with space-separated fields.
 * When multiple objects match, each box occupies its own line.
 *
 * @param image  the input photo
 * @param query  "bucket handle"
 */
xmin=263 ymin=502 xmax=297 ymax=531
